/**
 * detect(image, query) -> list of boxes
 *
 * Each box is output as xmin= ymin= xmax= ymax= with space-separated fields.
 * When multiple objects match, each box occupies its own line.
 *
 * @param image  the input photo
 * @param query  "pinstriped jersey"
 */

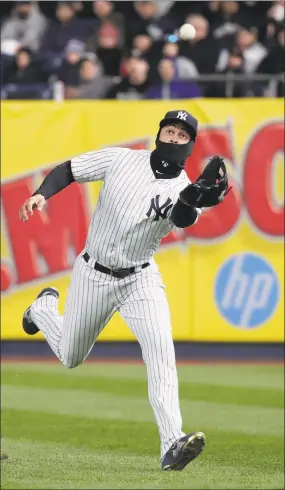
xmin=71 ymin=147 xmax=199 ymax=268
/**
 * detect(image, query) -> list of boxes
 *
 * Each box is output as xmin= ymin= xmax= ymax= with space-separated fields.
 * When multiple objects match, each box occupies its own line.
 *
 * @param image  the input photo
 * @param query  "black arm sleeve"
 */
xmin=33 ymin=161 xmax=75 ymax=200
xmin=170 ymin=198 xmax=199 ymax=228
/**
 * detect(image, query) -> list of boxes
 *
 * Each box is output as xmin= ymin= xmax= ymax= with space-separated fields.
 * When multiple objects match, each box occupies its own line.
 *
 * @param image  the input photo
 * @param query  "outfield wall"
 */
xmin=1 ymin=99 xmax=284 ymax=344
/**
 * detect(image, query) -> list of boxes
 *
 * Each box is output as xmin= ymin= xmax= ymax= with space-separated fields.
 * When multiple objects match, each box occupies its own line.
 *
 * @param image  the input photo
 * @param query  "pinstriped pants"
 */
xmin=30 ymin=254 xmax=185 ymax=457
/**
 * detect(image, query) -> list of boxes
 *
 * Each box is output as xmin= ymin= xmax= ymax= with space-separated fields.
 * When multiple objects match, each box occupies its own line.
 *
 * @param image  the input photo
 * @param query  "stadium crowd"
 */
xmin=0 ymin=0 xmax=284 ymax=99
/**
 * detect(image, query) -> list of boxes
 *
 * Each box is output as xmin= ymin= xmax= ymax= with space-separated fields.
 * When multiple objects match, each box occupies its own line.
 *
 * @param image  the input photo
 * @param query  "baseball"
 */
xmin=179 ymin=23 xmax=196 ymax=41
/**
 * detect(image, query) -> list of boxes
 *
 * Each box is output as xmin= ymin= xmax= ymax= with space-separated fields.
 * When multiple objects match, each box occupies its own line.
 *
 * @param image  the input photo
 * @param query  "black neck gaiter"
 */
xmin=150 ymin=139 xmax=194 ymax=179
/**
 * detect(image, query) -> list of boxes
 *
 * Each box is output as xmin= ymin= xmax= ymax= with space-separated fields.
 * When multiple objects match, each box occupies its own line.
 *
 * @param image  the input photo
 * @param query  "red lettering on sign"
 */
xmin=1 ymin=174 xmax=89 ymax=284
xmin=243 ymin=122 xmax=284 ymax=236
xmin=1 ymin=262 xmax=12 ymax=292
xmin=183 ymin=126 xmax=241 ymax=239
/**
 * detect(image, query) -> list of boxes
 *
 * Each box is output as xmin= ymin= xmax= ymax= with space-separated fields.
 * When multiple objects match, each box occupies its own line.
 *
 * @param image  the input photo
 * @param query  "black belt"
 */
xmin=83 ymin=252 xmax=149 ymax=279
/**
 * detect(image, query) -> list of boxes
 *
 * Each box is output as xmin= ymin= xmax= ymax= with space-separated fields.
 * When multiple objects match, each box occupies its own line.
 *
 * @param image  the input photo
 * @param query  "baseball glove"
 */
xmin=179 ymin=156 xmax=232 ymax=208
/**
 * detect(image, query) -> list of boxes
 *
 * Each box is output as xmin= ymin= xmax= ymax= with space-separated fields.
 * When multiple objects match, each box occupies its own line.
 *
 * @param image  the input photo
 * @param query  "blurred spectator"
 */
xmin=90 ymin=1 xmax=125 ymax=45
xmin=58 ymin=39 xmax=85 ymax=87
xmin=257 ymin=25 xmax=285 ymax=96
xmin=65 ymin=54 xmax=114 ymax=99
xmin=93 ymin=0 xmax=114 ymax=19
xmin=217 ymin=23 xmax=268 ymax=73
xmin=1 ymin=1 xmax=47 ymax=53
xmin=162 ymin=1 xmax=202 ymax=26
xmin=154 ymin=1 xmax=176 ymax=18
xmin=259 ymin=0 xmax=284 ymax=49
xmin=201 ymin=1 xmax=222 ymax=24
xmin=72 ymin=2 xmax=84 ymax=15
xmin=132 ymin=31 xmax=153 ymax=60
xmin=162 ymin=41 xmax=199 ymax=79
xmin=2 ymin=47 xmax=47 ymax=84
xmin=207 ymin=45 xmax=248 ymax=97
xmin=127 ymin=1 xmax=177 ymax=45
xmin=86 ymin=20 xmax=123 ymax=76
xmin=40 ymin=2 xmax=86 ymax=62
xmin=179 ymin=14 xmax=220 ymax=74
xmin=130 ymin=31 xmax=165 ymax=82
xmin=210 ymin=1 xmax=252 ymax=42
xmin=105 ymin=58 xmax=149 ymax=99
xmin=144 ymin=58 xmax=202 ymax=99
xmin=267 ymin=0 xmax=284 ymax=23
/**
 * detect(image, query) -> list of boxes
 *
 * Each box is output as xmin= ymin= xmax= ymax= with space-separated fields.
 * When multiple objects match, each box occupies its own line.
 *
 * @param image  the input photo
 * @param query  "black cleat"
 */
xmin=22 ymin=287 xmax=59 ymax=335
xmin=1 ymin=452 xmax=8 ymax=460
xmin=161 ymin=431 xmax=206 ymax=471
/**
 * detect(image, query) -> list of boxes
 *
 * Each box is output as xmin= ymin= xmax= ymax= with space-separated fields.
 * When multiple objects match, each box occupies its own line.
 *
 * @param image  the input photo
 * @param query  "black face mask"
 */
xmin=150 ymin=136 xmax=195 ymax=179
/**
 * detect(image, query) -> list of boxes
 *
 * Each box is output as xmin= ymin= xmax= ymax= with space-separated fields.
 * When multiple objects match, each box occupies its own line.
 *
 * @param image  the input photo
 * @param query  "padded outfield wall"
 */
xmin=1 ymin=99 xmax=284 ymax=348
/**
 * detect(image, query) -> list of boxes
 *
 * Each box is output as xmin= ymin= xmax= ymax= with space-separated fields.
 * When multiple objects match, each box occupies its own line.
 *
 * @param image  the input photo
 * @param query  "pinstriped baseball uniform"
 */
xmin=30 ymin=146 xmax=201 ymax=457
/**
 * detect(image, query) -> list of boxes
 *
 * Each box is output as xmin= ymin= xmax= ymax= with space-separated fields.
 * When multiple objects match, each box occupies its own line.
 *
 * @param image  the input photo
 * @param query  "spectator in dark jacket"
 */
xmin=179 ymin=14 xmax=220 ymax=74
xmin=105 ymin=57 xmax=149 ymax=99
xmin=89 ymin=1 xmax=125 ymax=46
xmin=58 ymin=38 xmax=85 ymax=87
xmin=256 ymin=25 xmax=285 ymax=96
xmin=86 ymin=20 xmax=123 ymax=76
xmin=130 ymin=30 xmax=163 ymax=81
xmin=207 ymin=44 xmax=248 ymax=97
xmin=40 ymin=2 xmax=86 ymax=60
xmin=127 ymin=1 xmax=177 ymax=45
xmin=3 ymin=46 xmax=46 ymax=84
xmin=210 ymin=1 xmax=252 ymax=43
xmin=144 ymin=58 xmax=202 ymax=99
xmin=132 ymin=31 xmax=153 ymax=60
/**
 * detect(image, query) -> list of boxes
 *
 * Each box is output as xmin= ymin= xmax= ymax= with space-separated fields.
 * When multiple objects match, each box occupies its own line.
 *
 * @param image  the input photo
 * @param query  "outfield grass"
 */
xmin=1 ymin=362 xmax=284 ymax=489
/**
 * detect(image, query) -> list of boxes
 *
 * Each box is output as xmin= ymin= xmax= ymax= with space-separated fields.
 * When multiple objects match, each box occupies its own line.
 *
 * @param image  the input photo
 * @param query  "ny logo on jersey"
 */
xmin=146 ymin=195 xmax=173 ymax=222
xmin=177 ymin=111 xmax=187 ymax=121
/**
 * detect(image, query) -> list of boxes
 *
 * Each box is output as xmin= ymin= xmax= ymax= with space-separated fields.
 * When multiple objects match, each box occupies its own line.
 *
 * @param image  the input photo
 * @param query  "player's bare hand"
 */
xmin=19 ymin=194 xmax=46 ymax=222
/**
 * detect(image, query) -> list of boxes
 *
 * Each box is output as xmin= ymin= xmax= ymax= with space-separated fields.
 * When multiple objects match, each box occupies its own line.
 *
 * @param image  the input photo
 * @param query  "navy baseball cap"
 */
xmin=159 ymin=110 xmax=198 ymax=139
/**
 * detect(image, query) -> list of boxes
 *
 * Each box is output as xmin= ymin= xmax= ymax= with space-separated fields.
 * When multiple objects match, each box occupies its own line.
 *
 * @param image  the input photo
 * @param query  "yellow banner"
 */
xmin=1 ymin=100 xmax=284 ymax=341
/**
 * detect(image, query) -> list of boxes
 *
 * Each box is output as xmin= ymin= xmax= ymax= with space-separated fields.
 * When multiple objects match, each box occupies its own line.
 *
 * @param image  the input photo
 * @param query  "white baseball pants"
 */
xmin=30 ymin=253 xmax=185 ymax=457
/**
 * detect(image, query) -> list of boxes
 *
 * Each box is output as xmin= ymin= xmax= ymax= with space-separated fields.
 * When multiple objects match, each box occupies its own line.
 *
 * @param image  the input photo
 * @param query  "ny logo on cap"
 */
xmin=177 ymin=111 xmax=187 ymax=121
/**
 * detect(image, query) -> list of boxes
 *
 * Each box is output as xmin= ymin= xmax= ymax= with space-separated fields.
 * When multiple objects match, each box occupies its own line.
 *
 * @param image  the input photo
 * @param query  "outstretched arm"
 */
xmin=19 ymin=147 xmax=127 ymax=222
xmin=19 ymin=160 xmax=74 ymax=222
xmin=33 ymin=160 xmax=74 ymax=200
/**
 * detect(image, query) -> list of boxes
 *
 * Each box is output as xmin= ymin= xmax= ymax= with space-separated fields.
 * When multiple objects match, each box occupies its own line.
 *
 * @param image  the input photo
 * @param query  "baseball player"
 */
xmin=19 ymin=110 xmax=230 ymax=471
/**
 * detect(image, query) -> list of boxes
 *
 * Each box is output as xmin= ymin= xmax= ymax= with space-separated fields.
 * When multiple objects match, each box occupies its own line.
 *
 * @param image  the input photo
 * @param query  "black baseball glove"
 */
xmin=179 ymin=156 xmax=232 ymax=208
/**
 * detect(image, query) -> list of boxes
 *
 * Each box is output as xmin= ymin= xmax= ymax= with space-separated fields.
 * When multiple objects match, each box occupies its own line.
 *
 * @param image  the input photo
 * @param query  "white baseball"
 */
xmin=179 ymin=23 xmax=196 ymax=41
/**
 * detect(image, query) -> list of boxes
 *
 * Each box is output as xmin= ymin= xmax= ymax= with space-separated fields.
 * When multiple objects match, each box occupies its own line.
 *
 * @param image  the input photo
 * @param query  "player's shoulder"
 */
xmin=111 ymin=147 xmax=151 ymax=157
xmin=107 ymin=147 xmax=151 ymax=161
xmin=73 ymin=146 xmax=126 ymax=162
xmin=81 ymin=147 xmax=129 ymax=157
xmin=100 ymin=147 xmax=150 ymax=158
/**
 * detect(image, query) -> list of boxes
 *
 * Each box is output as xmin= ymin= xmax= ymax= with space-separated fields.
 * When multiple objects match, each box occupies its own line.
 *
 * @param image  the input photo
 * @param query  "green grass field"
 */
xmin=1 ymin=361 xmax=284 ymax=489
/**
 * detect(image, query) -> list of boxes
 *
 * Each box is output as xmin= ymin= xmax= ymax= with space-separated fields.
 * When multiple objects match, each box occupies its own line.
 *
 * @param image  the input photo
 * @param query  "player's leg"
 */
xmin=119 ymin=282 xmax=185 ymax=458
xmin=25 ymin=255 xmax=116 ymax=368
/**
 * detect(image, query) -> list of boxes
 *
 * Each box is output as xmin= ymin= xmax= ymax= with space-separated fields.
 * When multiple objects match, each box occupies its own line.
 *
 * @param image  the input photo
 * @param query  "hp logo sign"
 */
xmin=215 ymin=253 xmax=279 ymax=329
